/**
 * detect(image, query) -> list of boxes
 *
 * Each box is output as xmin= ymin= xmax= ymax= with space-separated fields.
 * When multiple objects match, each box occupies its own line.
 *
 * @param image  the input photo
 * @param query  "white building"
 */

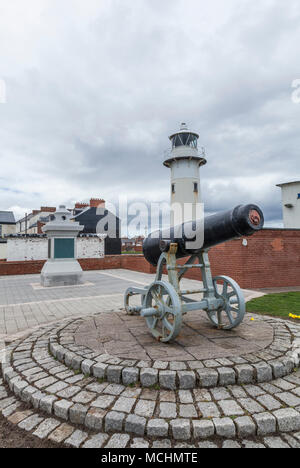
xmin=16 ymin=207 xmax=56 ymax=234
xmin=0 ymin=211 xmax=16 ymax=237
xmin=164 ymin=123 xmax=206 ymax=226
xmin=0 ymin=211 xmax=16 ymax=260
xmin=277 ymin=181 xmax=300 ymax=229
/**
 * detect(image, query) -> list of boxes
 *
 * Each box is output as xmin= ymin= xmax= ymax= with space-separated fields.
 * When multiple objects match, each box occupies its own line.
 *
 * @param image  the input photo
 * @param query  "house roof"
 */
xmin=17 ymin=213 xmax=33 ymax=223
xmin=72 ymin=206 xmax=91 ymax=218
xmin=0 ymin=211 xmax=16 ymax=225
xmin=277 ymin=181 xmax=300 ymax=187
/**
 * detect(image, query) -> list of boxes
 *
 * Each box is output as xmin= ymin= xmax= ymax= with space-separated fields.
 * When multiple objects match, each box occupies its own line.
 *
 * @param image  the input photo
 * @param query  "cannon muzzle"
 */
xmin=143 ymin=204 xmax=264 ymax=266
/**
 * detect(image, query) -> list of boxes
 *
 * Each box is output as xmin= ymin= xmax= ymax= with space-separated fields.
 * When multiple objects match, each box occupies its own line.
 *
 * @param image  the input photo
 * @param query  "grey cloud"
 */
xmin=0 ymin=0 xmax=299 ymax=228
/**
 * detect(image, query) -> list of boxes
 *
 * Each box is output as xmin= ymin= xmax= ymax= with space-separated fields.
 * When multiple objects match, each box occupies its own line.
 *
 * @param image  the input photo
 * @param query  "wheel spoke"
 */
xmin=162 ymin=317 xmax=173 ymax=332
xmin=149 ymin=317 xmax=158 ymax=330
xmin=228 ymin=291 xmax=236 ymax=298
xmin=161 ymin=299 xmax=173 ymax=313
xmin=151 ymin=290 xmax=158 ymax=301
xmin=229 ymin=298 xmax=239 ymax=305
xmin=226 ymin=309 xmax=234 ymax=325
xmin=222 ymin=282 xmax=228 ymax=296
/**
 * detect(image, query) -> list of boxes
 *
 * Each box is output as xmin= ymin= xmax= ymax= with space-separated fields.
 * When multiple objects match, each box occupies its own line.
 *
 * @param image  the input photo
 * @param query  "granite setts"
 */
xmin=48 ymin=314 xmax=300 ymax=389
xmin=1 ymin=314 xmax=300 ymax=447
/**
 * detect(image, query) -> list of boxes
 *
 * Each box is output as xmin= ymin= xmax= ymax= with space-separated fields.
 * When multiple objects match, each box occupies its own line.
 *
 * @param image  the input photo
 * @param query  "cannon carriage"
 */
xmin=124 ymin=204 xmax=264 ymax=343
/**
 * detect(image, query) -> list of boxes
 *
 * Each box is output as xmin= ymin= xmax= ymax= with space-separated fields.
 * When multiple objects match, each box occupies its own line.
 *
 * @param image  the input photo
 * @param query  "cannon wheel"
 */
xmin=144 ymin=280 xmax=182 ymax=343
xmin=207 ymin=276 xmax=245 ymax=330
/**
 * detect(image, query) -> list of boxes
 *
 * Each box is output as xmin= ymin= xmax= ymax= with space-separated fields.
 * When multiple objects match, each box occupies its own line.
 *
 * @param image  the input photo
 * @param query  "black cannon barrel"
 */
xmin=143 ymin=204 xmax=264 ymax=266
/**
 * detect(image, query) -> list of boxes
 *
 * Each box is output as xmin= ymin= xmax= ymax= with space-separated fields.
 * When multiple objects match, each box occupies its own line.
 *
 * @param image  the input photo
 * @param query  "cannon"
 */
xmin=124 ymin=204 xmax=264 ymax=343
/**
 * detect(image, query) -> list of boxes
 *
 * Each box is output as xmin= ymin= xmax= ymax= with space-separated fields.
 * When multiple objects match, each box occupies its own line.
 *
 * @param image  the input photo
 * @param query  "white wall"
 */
xmin=77 ymin=236 xmax=105 ymax=259
xmin=280 ymin=182 xmax=300 ymax=229
xmin=1 ymin=224 xmax=16 ymax=236
xmin=170 ymin=159 xmax=201 ymax=226
xmin=6 ymin=236 xmax=106 ymax=261
xmin=7 ymin=238 xmax=48 ymax=261
xmin=0 ymin=243 xmax=7 ymax=260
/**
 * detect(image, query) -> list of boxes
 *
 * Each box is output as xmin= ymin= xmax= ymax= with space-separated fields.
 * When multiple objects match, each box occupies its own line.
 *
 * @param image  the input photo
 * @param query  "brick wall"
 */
xmin=176 ymin=229 xmax=300 ymax=289
xmin=0 ymin=229 xmax=299 ymax=290
xmin=79 ymin=255 xmax=155 ymax=274
xmin=0 ymin=260 xmax=46 ymax=276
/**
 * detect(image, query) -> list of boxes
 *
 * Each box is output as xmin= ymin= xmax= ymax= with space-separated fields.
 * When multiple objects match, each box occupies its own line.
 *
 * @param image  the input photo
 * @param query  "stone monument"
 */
xmin=40 ymin=205 xmax=84 ymax=287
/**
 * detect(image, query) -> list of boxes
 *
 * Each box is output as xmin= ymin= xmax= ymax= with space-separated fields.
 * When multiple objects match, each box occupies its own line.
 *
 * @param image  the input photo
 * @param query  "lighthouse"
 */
xmin=164 ymin=123 xmax=207 ymax=226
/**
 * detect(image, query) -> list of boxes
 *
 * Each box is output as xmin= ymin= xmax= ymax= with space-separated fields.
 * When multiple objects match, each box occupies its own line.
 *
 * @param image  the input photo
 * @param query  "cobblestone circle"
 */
xmin=1 ymin=313 xmax=300 ymax=447
xmin=52 ymin=312 xmax=300 ymax=389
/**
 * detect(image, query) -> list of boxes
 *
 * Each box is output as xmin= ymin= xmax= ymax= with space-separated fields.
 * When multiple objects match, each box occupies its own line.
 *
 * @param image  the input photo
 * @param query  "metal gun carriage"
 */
xmin=124 ymin=204 xmax=264 ymax=343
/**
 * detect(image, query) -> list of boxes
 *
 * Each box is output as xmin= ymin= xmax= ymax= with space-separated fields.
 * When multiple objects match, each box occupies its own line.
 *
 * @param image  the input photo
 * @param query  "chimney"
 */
xmin=75 ymin=202 xmax=89 ymax=210
xmin=40 ymin=207 xmax=56 ymax=213
xmin=37 ymin=221 xmax=45 ymax=234
xmin=90 ymin=198 xmax=105 ymax=208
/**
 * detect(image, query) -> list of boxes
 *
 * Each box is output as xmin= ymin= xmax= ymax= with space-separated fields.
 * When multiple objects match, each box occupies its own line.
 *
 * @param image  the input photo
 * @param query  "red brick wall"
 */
xmin=175 ymin=229 xmax=300 ymax=289
xmin=120 ymin=255 xmax=156 ymax=274
xmin=0 ymin=260 xmax=46 ymax=276
xmin=80 ymin=255 xmax=155 ymax=274
xmin=0 ymin=229 xmax=299 ymax=289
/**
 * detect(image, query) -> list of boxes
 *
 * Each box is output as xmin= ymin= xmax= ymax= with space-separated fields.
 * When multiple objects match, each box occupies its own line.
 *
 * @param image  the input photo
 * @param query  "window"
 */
xmin=172 ymin=184 xmax=175 ymax=194
xmin=172 ymin=133 xmax=198 ymax=149
xmin=194 ymin=182 xmax=198 ymax=193
xmin=180 ymin=133 xmax=189 ymax=145
xmin=298 ymin=193 xmax=300 ymax=199
xmin=0 ymin=225 xmax=2 ymax=237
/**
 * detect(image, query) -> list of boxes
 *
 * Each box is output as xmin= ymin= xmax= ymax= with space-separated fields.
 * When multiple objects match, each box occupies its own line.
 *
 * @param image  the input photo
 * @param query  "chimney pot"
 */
xmin=90 ymin=198 xmax=105 ymax=208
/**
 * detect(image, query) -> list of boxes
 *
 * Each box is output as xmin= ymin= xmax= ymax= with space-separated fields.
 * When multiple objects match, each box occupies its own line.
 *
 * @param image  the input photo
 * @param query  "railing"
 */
xmin=163 ymin=147 xmax=206 ymax=161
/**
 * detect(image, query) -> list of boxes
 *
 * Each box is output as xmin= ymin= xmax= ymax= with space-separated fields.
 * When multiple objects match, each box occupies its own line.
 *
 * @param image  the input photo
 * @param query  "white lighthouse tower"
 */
xmin=164 ymin=123 xmax=207 ymax=226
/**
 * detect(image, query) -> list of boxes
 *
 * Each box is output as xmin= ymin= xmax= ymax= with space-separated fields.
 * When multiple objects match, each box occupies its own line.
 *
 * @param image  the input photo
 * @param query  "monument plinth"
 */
xmin=40 ymin=205 xmax=84 ymax=287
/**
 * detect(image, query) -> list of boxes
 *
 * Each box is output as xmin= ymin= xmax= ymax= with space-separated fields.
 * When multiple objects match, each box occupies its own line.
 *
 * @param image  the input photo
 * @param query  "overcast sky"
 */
xmin=0 ymin=0 xmax=300 ymax=227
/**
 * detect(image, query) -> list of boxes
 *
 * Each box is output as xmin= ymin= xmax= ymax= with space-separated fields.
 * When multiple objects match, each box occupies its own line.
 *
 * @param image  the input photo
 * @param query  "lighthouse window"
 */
xmin=180 ymin=133 xmax=189 ymax=146
xmin=172 ymin=133 xmax=197 ymax=149
xmin=172 ymin=135 xmax=182 ymax=147
xmin=189 ymin=136 xmax=198 ymax=148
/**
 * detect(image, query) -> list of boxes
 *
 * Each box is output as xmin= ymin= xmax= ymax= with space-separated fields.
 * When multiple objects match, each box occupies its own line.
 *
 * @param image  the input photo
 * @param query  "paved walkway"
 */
xmin=0 ymin=270 xmax=263 ymax=340
xmin=1 ymin=269 xmax=300 ymax=449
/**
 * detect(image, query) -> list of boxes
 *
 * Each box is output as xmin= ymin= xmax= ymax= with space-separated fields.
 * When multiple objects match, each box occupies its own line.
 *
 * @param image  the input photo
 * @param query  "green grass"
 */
xmin=246 ymin=292 xmax=300 ymax=319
